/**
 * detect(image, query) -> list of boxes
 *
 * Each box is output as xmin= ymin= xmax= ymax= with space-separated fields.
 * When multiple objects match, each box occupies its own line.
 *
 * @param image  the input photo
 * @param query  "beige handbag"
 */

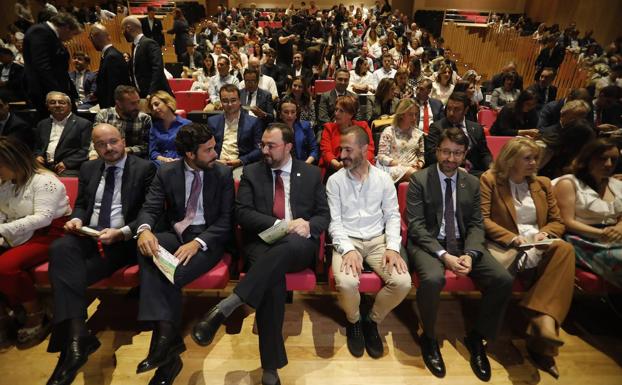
xmin=485 ymin=240 xmax=521 ymax=271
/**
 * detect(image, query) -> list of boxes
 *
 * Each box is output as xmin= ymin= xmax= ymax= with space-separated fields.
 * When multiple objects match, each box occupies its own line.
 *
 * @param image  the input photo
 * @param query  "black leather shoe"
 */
xmin=148 ymin=355 xmax=183 ymax=385
xmin=420 ymin=335 xmax=446 ymax=378
xmin=261 ymin=369 xmax=281 ymax=385
xmin=137 ymin=334 xmax=186 ymax=374
xmin=49 ymin=335 xmax=101 ymax=385
xmin=362 ymin=317 xmax=383 ymax=358
xmin=345 ymin=320 xmax=365 ymax=357
xmin=46 ymin=350 xmax=66 ymax=385
xmin=191 ymin=307 xmax=226 ymax=347
xmin=464 ymin=334 xmax=491 ymax=382
xmin=527 ymin=347 xmax=559 ymax=379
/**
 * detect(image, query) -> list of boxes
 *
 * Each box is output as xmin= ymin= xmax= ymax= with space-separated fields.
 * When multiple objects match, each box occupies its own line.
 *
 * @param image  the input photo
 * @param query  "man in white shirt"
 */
xmin=352 ymin=46 xmax=374 ymax=72
xmin=204 ymin=56 xmax=240 ymax=111
xmin=369 ymin=36 xmax=386 ymax=60
xmin=327 ymin=126 xmax=411 ymax=359
xmin=373 ymin=53 xmax=397 ymax=84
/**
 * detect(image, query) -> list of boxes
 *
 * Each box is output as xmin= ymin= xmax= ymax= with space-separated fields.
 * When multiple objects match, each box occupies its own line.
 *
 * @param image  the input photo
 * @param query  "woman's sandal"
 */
xmin=15 ymin=311 xmax=51 ymax=349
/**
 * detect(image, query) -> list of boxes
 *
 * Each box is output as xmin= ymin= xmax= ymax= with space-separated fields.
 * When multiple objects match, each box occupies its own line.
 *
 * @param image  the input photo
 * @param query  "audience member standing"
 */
xmin=141 ymin=6 xmax=164 ymax=47
xmin=167 ymin=8 xmax=191 ymax=62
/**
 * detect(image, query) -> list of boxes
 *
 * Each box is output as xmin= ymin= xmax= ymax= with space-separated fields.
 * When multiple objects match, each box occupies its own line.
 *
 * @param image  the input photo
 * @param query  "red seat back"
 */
xmin=174 ymin=91 xmax=208 ymax=112
xmin=314 ymin=80 xmax=336 ymax=95
xmin=59 ymin=177 xmax=79 ymax=209
xmin=168 ymin=78 xmax=194 ymax=94
xmin=486 ymin=136 xmax=513 ymax=160
xmin=477 ymin=108 xmax=497 ymax=134
xmin=175 ymin=109 xmax=187 ymax=118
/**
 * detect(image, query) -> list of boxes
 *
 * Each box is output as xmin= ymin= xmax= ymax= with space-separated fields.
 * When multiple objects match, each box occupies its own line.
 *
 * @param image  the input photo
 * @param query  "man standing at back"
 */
xmin=141 ymin=6 xmax=164 ymax=47
xmin=121 ymin=16 xmax=171 ymax=98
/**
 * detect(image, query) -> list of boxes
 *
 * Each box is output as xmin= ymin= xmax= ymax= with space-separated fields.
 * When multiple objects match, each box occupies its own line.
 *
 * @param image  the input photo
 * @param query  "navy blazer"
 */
xmin=141 ymin=16 xmax=164 ymax=46
xmin=33 ymin=114 xmax=93 ymax=170
xmin=208 ymin=111 xmax=263 ymax=165
xmin=428 ymin=97 xmax=445 ymax=122
xmin=69 ymin=70 xmax=97 ymax=103
xmin=136 ymin=160 xmax=234 ymax=254
xmin=293 ymin=120 xmax=319 ymax=162
xmin=239 ymin=88 xmax=275 ymax=126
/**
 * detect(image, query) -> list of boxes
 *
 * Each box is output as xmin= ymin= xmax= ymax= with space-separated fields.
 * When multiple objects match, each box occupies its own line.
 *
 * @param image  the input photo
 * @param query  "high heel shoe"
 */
xmin=526 ymin=313 xmax=564 ymax=347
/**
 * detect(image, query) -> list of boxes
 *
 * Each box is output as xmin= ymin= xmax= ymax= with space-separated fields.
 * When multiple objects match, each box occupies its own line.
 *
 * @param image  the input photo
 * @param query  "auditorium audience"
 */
xmin=414 ymin=78 xmax=444 ymax=134
xmin=480 ymin=137 xmax=575 ymax=379
xmin=526 ymin=67 xmax=557 ymax=112
xmin=371 ymin=78 xmax=399 ymax=121
xmin=490 ymin=71 xmax=521 ymax=111
xmin=68 ymin=51 xmax=96 ymax=109
xmin=489 ymin=62 xmax=524 ymax=92
xmin=453 ymin=80 xmax=479 ymax=122
xmin=318 ymin=68 xmax=358 ymax=128
xmin=372 ymin=53 xmax=396 ymax=84
xmin=0 ymin=47 xmax=24 ymax=102
xmin=394 ymin=67 xmax=414 ymax=99
xmin=239 ymin=68 xmax=275 ymax=128
xmin=349 ymin=57 xmax=377 ymax=94
xmin=0 ymin=96 xmax=33 ymax=148
xmin=278 ymin=98 xmax=319 ymax=164
xmin=537 ymin=87 xmax=592 ymax=129
xmin=0 ymin=136 xmax=70 ymax=348
xmin=430 ymin=63 xmax=454 ymax=105
xmin=376 ymin=98 xmax=425 ymax=182
xmin=147 ymin=90 xmax=191 ymax=166
xmin=490 ymin=89 xmax=540 ymax=138
xmin=539 ymin=118 xmax=595 ymax=179
xmin=204 ymin=56 xmax=240 ymax=111
xmin=283 ymin=76 xmax=316 ymax=128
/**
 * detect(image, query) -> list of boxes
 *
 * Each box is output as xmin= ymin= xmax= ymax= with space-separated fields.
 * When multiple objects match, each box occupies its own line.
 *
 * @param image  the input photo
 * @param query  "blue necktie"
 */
xmin=98 ymin=166 xmax=117 ymax=229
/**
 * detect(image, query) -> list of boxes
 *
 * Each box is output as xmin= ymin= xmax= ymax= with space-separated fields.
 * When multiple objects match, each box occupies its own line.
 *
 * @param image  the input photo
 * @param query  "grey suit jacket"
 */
xmin=33 ymin=114 xmax=93 ymax=170
xmin=406 ymin=166 xmax=486 ymax=257
xmin=317 ymin=89 xmax=358 ymax=126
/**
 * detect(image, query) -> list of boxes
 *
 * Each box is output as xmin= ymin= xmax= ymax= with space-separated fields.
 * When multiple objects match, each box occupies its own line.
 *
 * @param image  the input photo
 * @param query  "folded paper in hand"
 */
xmin=517 ymin=239 xmax=555 ymax=249
xmin=259 ymin=220 xmax=289 ymax=244
xmin=153 ymin=245 xmax=179 ymax=284
xmin=77 ymin=226 xmax=101 ymax=237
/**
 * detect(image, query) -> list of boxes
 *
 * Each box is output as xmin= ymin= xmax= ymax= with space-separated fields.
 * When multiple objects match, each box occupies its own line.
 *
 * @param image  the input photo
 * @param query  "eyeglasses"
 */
xmin=258 ymin=142 xmax=284 ymax=150
xmin=437 ymin=148 xmax=465 ymax=158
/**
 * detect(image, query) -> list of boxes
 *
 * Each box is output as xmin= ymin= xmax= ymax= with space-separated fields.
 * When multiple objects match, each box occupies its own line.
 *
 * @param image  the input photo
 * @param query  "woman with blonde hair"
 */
xmin=147 ymin=91 xmax=191 ymax=166
xmin=480 ymin=137 xmax=575 ymax=379
xmin=0 ymin=136 xmax=70 ymax=347
xmin=376 ymin=99 xmax=425 ymax=182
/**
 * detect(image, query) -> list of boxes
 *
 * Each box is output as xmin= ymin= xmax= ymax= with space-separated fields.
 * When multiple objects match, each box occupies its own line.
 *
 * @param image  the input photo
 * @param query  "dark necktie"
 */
xmin=97 ymin=166 xmax=117 ymax=229
xmin=247 ymin=91 xmax=253 ymax=105
xmin=174 ymin=170 xmax=202 ymax=239
xmin=444 ymin=177 xmax=459 ymax=256
xmin=273 ymin=170 xmax=285 ymax=219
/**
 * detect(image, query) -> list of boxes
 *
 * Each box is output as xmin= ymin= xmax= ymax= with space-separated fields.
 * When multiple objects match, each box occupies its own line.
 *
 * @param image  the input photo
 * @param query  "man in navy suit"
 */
xmin=33 ymin=91 xmax=93 ymax=176
xmin=140 ymin=6 xmax=164 ymax=47
xmin=23 ymin=12 xmax=82 ymax=118
xmin=240 ymin=68 xmax=275 ymax=129
xmin=46 ymin=123 xmax=155 ymax=385
xmin=88 ymin=23 xmax=131 ymax=109
xmin=415 ymin=79 xmax=444 ymax=134
xmin=208 ymin=84 xmax=263 ymax=179
xmin=68 ymin=52 xmax=97 ymax=109
xmin=136 ymin=123 xmax=234 ymax=385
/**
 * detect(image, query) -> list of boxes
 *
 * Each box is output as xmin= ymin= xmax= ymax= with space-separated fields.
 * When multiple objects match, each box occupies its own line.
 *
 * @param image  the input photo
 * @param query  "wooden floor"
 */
xmin=1 ymin=288 xmax=621 ymax=385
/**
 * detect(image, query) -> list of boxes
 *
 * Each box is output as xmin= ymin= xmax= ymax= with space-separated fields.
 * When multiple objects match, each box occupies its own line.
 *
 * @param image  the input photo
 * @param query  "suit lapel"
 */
xmin=55 ymin=115 xmax=75 ymax=156
xmin=528 ymin=179 xmax=548 ymax=228
xmin=202 ymin=166 xmax=216 ymax=222
xmin=120 ymin=156 xmax=132 ymax=219
xmin=289 ymin=160 xmax=301 ymax=218
xmin=174 ymin=161 xmax=186 ymax=218
xmin=498 ymin=178 xmax=518 ymax=227
xmin=455 ymin=171 xmax=469 ymax=235
xmin=87 ymin=160 xmax=105 ymax=216
xmin=262 ymin=163 xmax=274 ymax=215
xmin=427 ymin=167 xmax=443 ymax=228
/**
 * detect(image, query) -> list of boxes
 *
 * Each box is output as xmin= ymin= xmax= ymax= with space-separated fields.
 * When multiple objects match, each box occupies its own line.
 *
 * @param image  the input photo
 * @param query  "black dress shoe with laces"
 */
xmin=49 ymin=335 xmax=101 ymax=385
xmin=527 ymin=347 xmax=560 ymax=379
xmin=345 ymin=320 xmax=365 ymax=357
xmin=420 ymin=335 xmax=446 ymax=378
xmin=137 ymin=334 xmax=185 ymax=374
xmin=148 ymin=355 xmax=183 ymax=385
xmin=191 ymin=307 xmax=226 ymax=347
xmin=362 ymin=317 xmax=383 ymax=358
xmin=464 ymin=334 xmax=491 ymax=382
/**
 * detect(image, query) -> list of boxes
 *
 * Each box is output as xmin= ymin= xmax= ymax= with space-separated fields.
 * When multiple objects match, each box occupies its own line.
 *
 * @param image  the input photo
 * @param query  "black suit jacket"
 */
xmin=0 ymin=62 xmax=24 ymax=100
xmin=141 ymin=16 xmax=164 ymax=46
xmin=23 ymin=23 xmax=77 ymax=112
xmin=406 ymin=165 xmax=486 ymax=257
xmin=72 ymin=155 xmax=156 ymax=230
xmin=240 ymin=88 xmax=275 ymax=125
xmin=180 ymin=51 xmax=204 ymax=69
xmin=526 ymin=83 xmax=557 ymax=110
xmin=288 ymin=66 xmax=313 ymax=83
xmin=131 ymin=36 xmax=172 ymax=98
xmin=537 ymin=98 xmax=565 ymax=129
xmin=69 ymin=70 xmax=97 ymax=104
xmin=97 ymin=46 xmax=130 ymax=108
xmin=33 ymin=114 xmax=93 ymax=170
xmin=136 ymin=160 xmax=234 ymax=254
xmin=0 ymin=113 xmax=34 ymax=148
xmin=235 ymin=159 xmax=330 ymax=251
xmin=425 ymin=118 xmax=492 ymax=177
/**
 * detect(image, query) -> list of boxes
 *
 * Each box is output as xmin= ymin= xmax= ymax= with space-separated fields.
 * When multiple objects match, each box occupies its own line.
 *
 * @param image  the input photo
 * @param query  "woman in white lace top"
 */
xmin=0 ymin=137 xmax=70 ymax=347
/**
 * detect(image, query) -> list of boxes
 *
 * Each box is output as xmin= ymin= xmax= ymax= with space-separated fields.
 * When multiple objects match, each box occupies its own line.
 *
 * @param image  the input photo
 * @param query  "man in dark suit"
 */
xmin=526 ymin=67 xmax=558 ymax=112
xmin=537 ymin=87 xmax=592 ymax=129
xmin=317 ymin=68 xmax=359 ymax=127
xmin=534 ymin=36 xmax=566 ymax=81
xmin=407 ymin=127 xmax=512 ymax=381
xmin=415 ymin=78 xmax=444 ymax=134
xmin=46 ymin=123 xmax=155 ymax=385
xmin=33 ymin=91 xmax=93 ymax=176
xmin=191 ymin=123 xmax=330 ymax=385
xmin=140 ymin=6 xmax=164 ymax=47
xmin=0 ymin=47 xmax=24 ymax=102
xmin=135 ymin=123 xmax=234 ymax=385
xmin=240 ymin=68 xmax=275 ymax=129
xmin=425 ymin=92 xmax=492 ymax=177
xmin=68 ymin=52 xmax=97 ymax=109
xmin=121 ymin=16 xmax=171 ymax=98
xmin=23 ymin=12 xmax=81 ymax=118
xmin=179 ymin=42 xmax=204 ymax=70
xmin=287 ymin=52 xmax=313 ymax=82
xmin=88 ymin=23 xmax=131 ymax=109
xmin=0 ymin=97 xmax=34 ymax=148
xmin=208 ymin=84 xmax=263 ymax=179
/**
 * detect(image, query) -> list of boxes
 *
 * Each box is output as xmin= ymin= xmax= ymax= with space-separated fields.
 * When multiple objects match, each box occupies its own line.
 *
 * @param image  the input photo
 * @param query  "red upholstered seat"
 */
xmin=59 ymin=177 xmax=79 ymax=208
xmin=175 ymin=91 xmax=208 ymax=112
xmin=397 ymin=182 xmax=409 ymax=246
xmin=168 ymin=78 xmax=194 ymax=93
xmin=314 ymin=80 xmax=336 ymax=94
xmin=175 ymin=109 xmax=187 ymax=118
xmin=486 ymin=135 xmax=513 ymax=160
xmin=477 ymin=107 xmax=497 ymax=135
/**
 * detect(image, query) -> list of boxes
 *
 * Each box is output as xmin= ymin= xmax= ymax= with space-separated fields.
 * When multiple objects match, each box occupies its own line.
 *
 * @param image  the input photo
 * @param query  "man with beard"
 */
xmin=406 ymin=127 xmax=512 ymax=381
xmin=326 ymin=126 xmax=411 ymax=359
xmin=191 ymin=123 xmax=330 ymax=385
xmin=88 ymin=86 xmax=152 ymax=159
xmin=45 ymin=123 xmax=155 ymax=385
xmin=135 ymin=123 xmax=234 ymax=385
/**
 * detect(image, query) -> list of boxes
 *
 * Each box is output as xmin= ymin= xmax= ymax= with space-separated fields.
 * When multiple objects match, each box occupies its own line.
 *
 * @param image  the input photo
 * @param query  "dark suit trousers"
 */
xmin=48 ymin=234 xmax=135 ymax=351
xmin=137 ymin=229 xmax=222 ymax=326
xmin=234 ymin=234 xmax=317 ymax=370
xmin=411 ymin=246 xmax=513 ymax=340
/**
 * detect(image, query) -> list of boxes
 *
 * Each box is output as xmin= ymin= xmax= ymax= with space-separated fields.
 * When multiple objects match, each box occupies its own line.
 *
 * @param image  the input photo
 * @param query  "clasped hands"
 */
xmin=440 ymin=252 xmax=472 ymax=276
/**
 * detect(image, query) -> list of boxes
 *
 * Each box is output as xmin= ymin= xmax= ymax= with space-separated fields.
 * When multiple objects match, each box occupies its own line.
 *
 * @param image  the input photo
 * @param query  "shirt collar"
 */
xmin=437 ymin=163 xmax=457 ymax=184
xmin=225 ymin=110 xmax=241 ymax=124
xmin=102 ymin=44 xmax=113 ymax=55
xmin=46 ymin=21 xmax=59 ymax=38
xmin=133 ymin=33 xmax=144 ymax=46
xmin=345 ymin=161 xmax=372 ymax=181
xmin=105 ymin=154 xmax=127 ymax=170
xmin=183 ymin=160 xmax=203 ymax=174
xmin=272 ymin=155 xmax=293 ymax=174
xmin=51 ymin=112 xmax=72 ymax=125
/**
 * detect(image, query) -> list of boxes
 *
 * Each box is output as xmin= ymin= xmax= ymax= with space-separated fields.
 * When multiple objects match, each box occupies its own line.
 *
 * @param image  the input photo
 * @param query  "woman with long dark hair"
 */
xmin=167 ymin=8 xmax=192 ymax=62
xmin=490 ymin=89 xmax=540 ymax=138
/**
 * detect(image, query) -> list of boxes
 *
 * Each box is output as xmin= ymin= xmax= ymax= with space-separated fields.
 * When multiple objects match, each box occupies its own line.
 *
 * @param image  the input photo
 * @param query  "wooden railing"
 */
xmin=64 ymin=14 xmax=176 ymax=72
xmin=442 ymin=22 xmax=588 ymax=98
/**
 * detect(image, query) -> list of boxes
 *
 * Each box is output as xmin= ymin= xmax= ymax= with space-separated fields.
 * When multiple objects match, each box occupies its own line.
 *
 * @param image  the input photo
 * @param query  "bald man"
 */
xmin=46 ymin=123 xmax=156 ymax=385
xmin=89 ymin=23 xmax=130 ymax=108
xmin=121 ymin=16 xmax=171 ymax=98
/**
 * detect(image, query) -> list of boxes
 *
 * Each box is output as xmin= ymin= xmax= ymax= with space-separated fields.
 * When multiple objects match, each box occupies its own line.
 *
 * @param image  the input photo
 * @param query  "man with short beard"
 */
xmin=135 ymin=123 xmax=234 ymax=385
xmin=46 ymin=123 xmax=155 ymax=385
xmin=191 ymin=123 xmax=330 ymax=385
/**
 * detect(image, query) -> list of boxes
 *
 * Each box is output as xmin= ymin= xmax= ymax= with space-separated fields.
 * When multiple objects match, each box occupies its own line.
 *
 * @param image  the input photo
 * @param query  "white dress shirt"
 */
xmin=327 ymin=163 xmax=402 ymax=255
xmin=46 ymin=113 xmax=71 ymax=163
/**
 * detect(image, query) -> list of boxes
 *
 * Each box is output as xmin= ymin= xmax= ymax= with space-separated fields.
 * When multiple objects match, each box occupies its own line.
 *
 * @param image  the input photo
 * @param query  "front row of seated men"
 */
xmin=45 ymin=122 xmax=522 ymax=385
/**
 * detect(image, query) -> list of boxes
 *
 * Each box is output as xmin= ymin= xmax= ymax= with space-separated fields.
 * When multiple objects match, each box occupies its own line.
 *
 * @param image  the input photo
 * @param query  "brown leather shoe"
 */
xmin=526 ymin=314 xmax=564 ymax=347
xmin=527 ymin=347 xmax=560 ymax=379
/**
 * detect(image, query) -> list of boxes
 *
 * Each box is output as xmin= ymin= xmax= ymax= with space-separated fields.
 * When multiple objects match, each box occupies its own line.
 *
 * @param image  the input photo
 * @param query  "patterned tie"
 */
xmin=173 ymin=170 xmax=202 ymax=239
xmin=423 ymin=101 xmax=430 ymax=133
xmin=273 ymin=170 xmax=285 ymax=219
xmin=444 ymin=178 xmax=459 ymax=256
xmin=97 ymin=166 xmax=117 ymax=229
